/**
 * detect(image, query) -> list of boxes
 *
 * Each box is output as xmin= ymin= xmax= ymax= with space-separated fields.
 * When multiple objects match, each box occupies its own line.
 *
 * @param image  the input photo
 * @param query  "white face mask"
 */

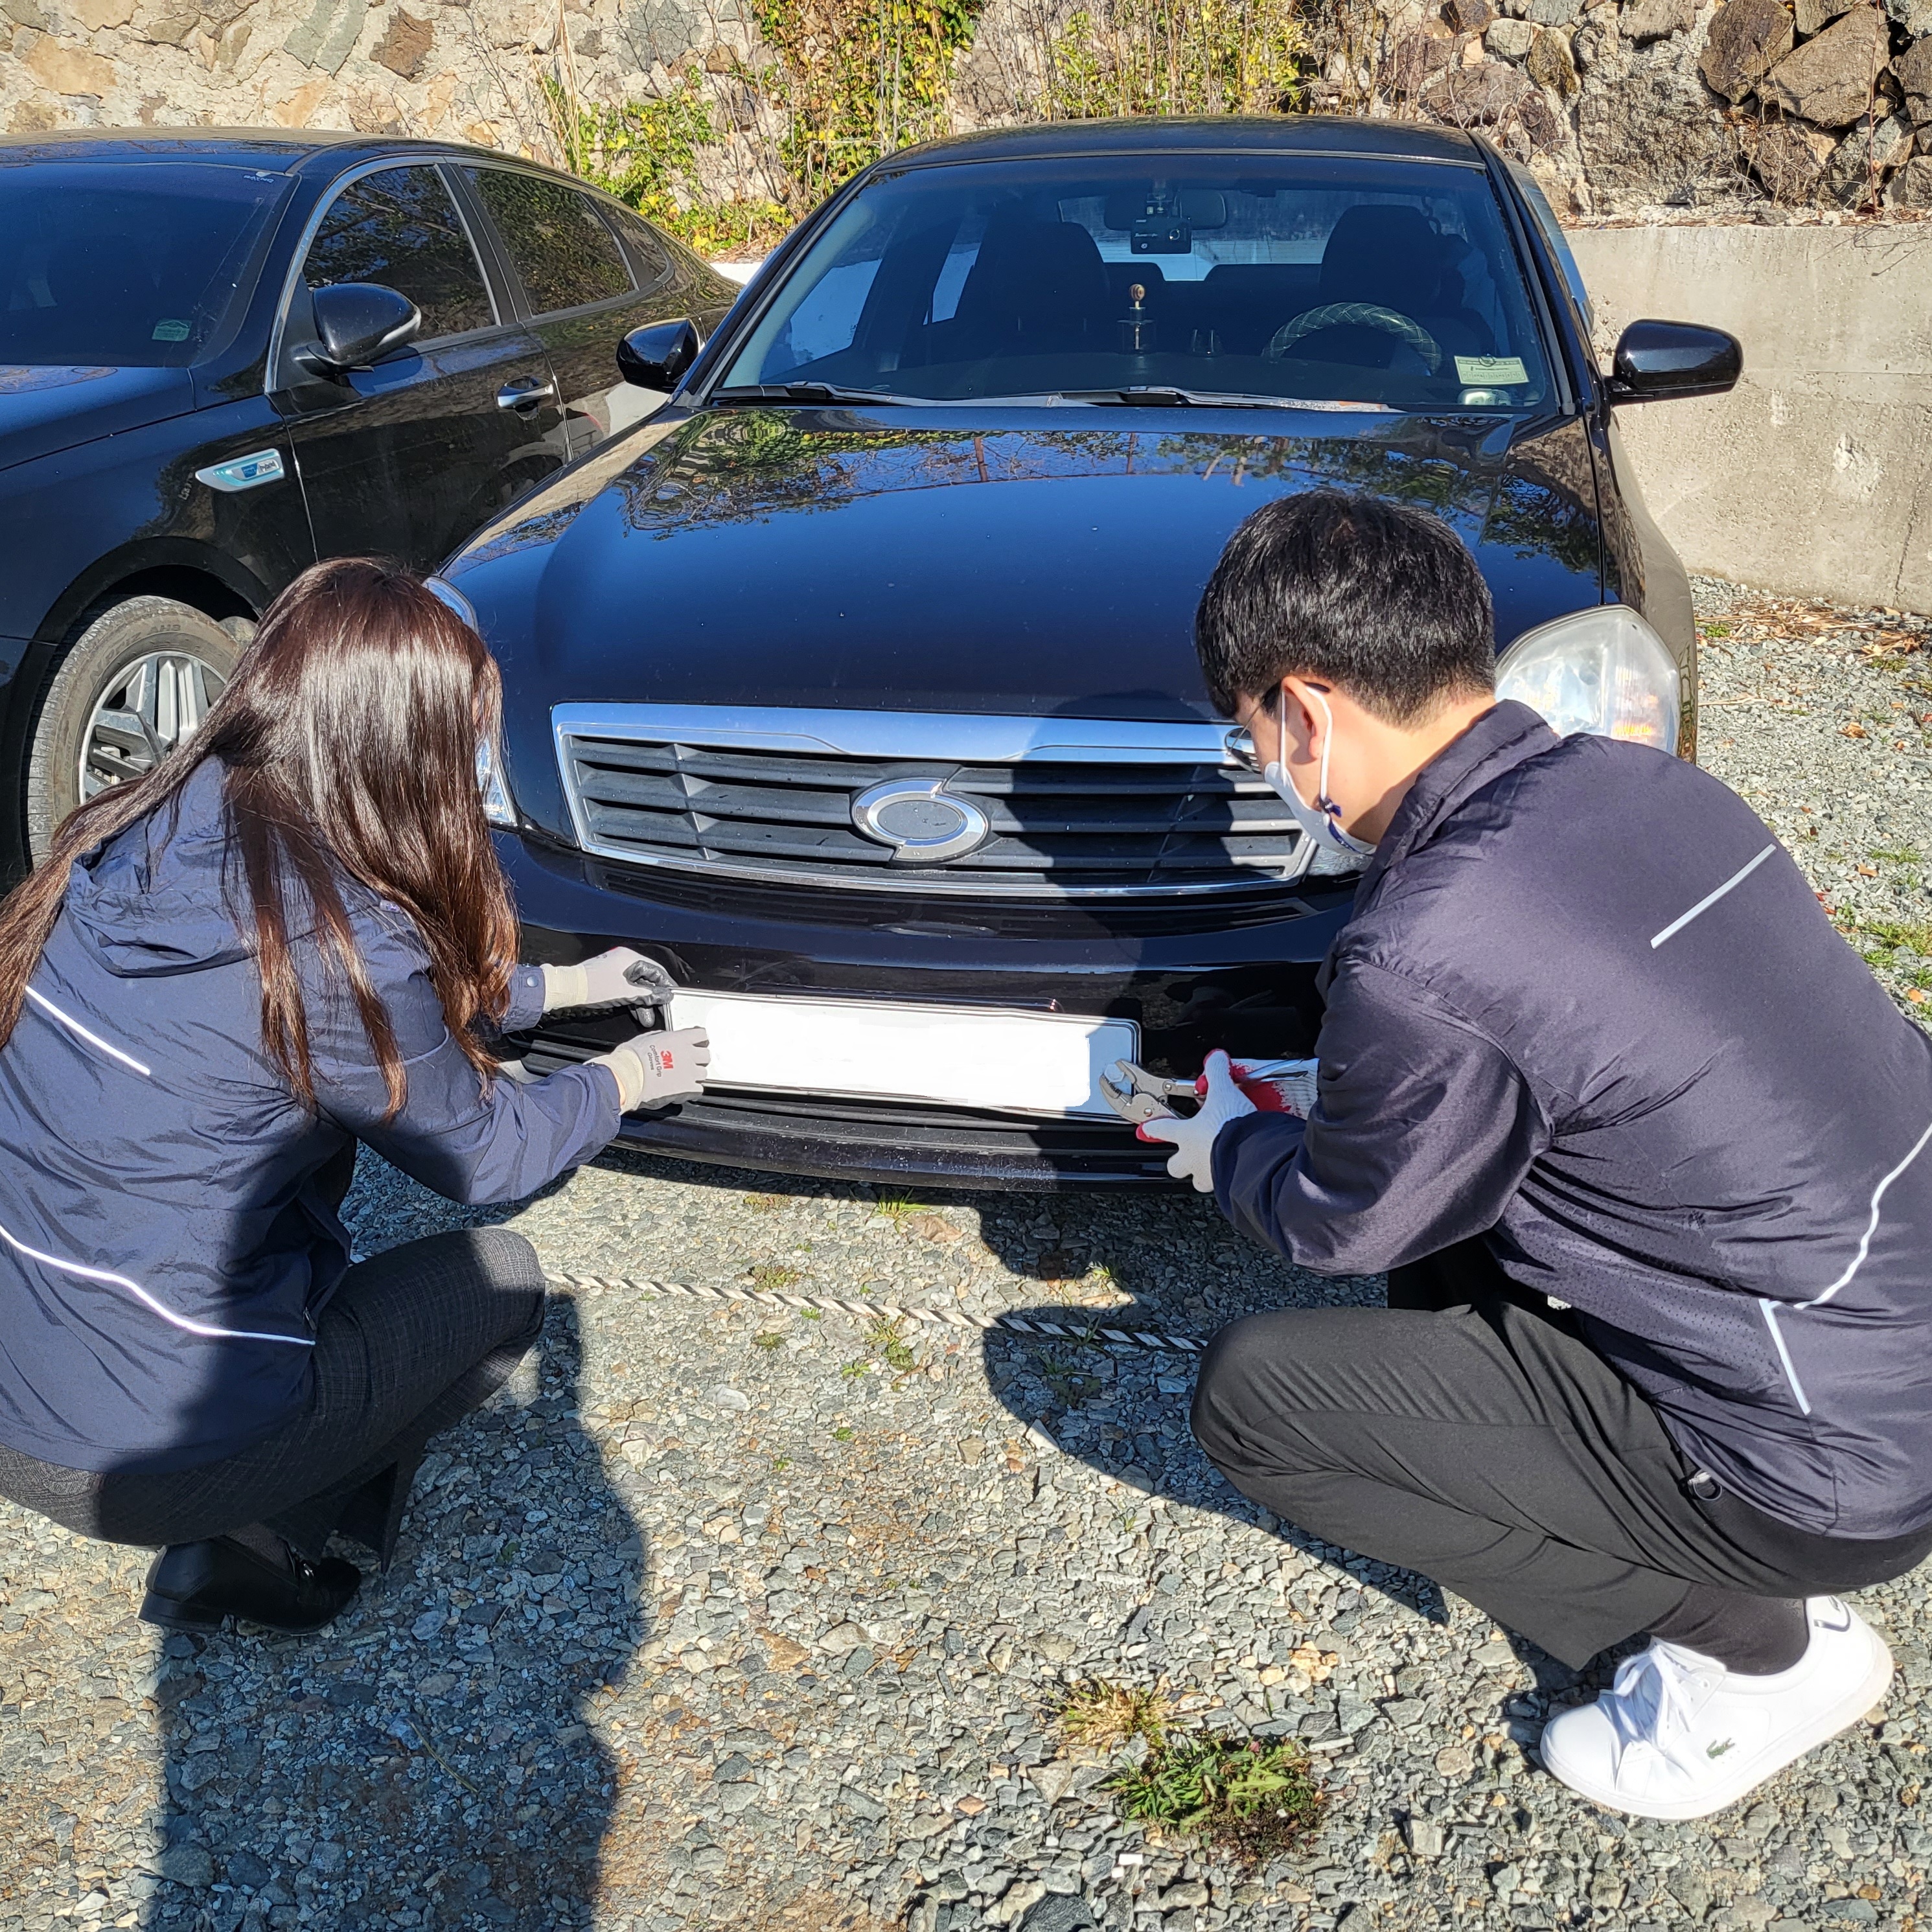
xmin=1261 ymin=686 xmax=1377 ymax=860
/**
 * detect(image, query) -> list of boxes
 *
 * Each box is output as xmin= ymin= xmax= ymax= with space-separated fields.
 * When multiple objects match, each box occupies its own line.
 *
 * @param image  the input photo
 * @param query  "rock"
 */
xmin=1750 ymin=118 xmax=1838 ymax=197
xmin=21 ymin=36 xmax=119 ymax=95
xmin=990 ymin=1879 xmax=1050 ymax=1925
xmin=155 ymin=1846 xmax=216 ymax=1888
xmin=1620 ymin=0 xmax=1697 ymax=37
xmin=1528 ymin=25 xmax=1580 ymax=89
xmin=1391 ymin=27 xmax=1459 ymax=89
xmin=819 ymin=1620 xmax=868 ymax=1655
xmin=1017 ymin=1898 xmax=1099 ymax=1932
xmin=1699 ymin=0 xmax=1795 ymax=100
xmin=1028 ymin=1759 xmax=1079 ymax=1804
xmin=1760 ymin=6 xmax=1891 ymax=128
xmin=1887 ymin=152 xmax=1932 ymax=201
xmin=1157 ymin=1880 xmax=1211 ymax=1908
xmin=1525 ymin=0 xmax=1581 ymax=19
xmin=1896 ymin=31 xmax=1932 ymax=120
xmin=1445 ymin=0 xmax=1495 ymax=28
xmin=1434 ymin=1741 xmax=1477 ymax=1775
xmin=1578 ymin=71 xmax=1738 ymax=209
xmin=1824 ymin=107 xmax=1913 ymax=200
xmin=1405 ymin=1817 xmax=1445 ymax=1855
xmin=709 ymin=1385 xmax=751 ymax=1412
xmin=1489 ymin=14 xmax=1539 ymax=51
xmin=1887 ymin=0 xmax=1932 ymax=35
xmin=410 ymin=1608 xmax=446 ymax=1640
xmin=902 ymin=1811 xmax=955 ymax=1841
xmin=1796 ymin=0 xmax=1855 ymax=27
xmin=1427 ymin=54 xmax=1535 ymax=119
xmin=370 ymin=6 xmax=433 ymax=78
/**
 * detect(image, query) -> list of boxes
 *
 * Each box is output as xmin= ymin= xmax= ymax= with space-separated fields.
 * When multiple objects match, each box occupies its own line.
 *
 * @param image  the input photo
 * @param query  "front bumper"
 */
xmin=500 ymin=829 xmax=1351 ymax=1190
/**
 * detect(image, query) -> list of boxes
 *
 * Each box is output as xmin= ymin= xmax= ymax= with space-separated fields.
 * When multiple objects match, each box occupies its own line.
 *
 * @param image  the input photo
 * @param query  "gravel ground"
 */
xmin=6 ymin=579 xmax=1932 ymax=1932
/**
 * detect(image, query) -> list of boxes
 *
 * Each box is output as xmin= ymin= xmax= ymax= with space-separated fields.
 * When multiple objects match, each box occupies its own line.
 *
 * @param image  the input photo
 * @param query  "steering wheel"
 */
xmin=1266 ymin=303 xmax=1443 ymax=374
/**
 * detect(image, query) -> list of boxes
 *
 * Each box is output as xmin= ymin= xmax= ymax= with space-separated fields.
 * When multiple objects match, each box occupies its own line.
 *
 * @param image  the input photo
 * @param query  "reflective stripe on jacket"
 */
xmin=0 ymin=760 xmax=619 ymax=1474
xmin=1213 ymin=700 xmax=1932 ymax=1539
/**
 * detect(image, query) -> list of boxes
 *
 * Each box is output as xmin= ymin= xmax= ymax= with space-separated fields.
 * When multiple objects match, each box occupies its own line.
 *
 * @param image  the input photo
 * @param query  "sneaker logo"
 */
xmin=1707 ymin=1739 xmax=1737 ymax=1758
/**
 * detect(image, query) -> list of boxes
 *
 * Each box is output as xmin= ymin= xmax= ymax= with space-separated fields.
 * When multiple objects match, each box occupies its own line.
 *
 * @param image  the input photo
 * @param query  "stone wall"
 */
xmin=0 ymin=0 xmax=762 ymax=185
xmin=1309 ymin=0 xmax=1932 ymax=215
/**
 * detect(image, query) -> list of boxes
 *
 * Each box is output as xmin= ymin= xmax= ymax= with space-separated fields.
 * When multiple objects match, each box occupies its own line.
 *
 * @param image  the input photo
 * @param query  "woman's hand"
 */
xmin=540 ymin=949 xmax=676 ymax=1015
xmin=592 ymin=1026 xmax=710 ymax=1111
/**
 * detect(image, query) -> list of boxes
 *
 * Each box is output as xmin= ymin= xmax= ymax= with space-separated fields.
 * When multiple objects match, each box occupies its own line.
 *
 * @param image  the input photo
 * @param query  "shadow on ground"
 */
xmin=138 ymin=1298 xmax=647 ymax=1932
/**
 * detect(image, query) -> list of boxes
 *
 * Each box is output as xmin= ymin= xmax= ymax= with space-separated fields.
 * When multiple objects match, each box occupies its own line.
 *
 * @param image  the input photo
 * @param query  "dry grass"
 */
xmin=1055 ymin=1676 xmax=1174 ymax=1754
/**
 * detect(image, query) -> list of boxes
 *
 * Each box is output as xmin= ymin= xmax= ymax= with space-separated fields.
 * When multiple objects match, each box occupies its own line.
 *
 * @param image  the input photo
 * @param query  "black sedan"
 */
xmin=0 ymin=129 xmax=737 ymax=866
xmin=443 ymin=115 xmax=1742 ymax=1190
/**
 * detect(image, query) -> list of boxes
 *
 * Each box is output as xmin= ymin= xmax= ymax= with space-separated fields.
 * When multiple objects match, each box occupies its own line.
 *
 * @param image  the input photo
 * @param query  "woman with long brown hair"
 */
xmin=0 ymin=558 xmax=707 ymax=1635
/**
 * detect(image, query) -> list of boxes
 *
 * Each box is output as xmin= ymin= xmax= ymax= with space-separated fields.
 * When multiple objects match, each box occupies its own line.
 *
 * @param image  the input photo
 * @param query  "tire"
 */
xmin=26 ymin=596 xmax=244 ymax=864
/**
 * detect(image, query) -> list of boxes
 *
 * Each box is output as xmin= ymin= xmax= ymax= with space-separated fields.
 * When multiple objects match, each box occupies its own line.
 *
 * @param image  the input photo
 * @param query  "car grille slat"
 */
xmin=556 ymin=711 xmax=1321 ymax=901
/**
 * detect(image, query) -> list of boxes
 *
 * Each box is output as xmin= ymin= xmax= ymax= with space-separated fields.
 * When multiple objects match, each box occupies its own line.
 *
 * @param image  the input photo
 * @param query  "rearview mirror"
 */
xmin=617 ymin=319 xmax=700 ymax=391
xmin=297 ymin=282 xmax=420 ymax=378
xmin=1607 ymin=319 xmax=1742 ymax=404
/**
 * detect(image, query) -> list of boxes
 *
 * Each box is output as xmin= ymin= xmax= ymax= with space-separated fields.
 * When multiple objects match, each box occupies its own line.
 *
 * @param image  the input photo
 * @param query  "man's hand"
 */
xmin=541 ymin=949 xmax=676 ymax=1015
xmin=1137 ymin=1048 xmax=1258 ymax=1192
xmin=591 ymin=1026 xmax=710 ymax=1110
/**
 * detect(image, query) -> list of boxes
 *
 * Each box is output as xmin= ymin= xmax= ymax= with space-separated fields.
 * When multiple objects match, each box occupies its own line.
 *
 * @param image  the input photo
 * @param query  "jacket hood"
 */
xmin=0 ymin=364 xmax=198 ymax=477
xmin=60 ymin=761 xmax=252 ymax=977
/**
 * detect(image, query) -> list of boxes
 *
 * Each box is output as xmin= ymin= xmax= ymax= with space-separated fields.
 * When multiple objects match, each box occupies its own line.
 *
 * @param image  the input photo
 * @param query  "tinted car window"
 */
xmin=1508 ymin=162 xmax=1593 ymax=334
xmin=0 ymin=161 xmax=287 ymax=367
xmin=465 ymin=170 xmax=633 ymax=314
xmin=604 ymin=204 xmax=673 ymax=291
xmin=724 ymin=155 xmax=1554 ymax=412
xmin=302 ymin=165 xmax=495 ymax=341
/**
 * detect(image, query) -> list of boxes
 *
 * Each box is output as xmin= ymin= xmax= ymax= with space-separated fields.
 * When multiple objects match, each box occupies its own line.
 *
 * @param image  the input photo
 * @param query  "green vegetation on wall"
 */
xmin=544 ymin=0 xmax=1313 ymax=255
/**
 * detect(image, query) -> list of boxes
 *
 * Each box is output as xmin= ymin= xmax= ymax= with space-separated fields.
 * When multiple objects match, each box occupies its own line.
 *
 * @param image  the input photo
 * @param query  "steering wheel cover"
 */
xmin=1266 ymin=303 xmax=1443 ymax=374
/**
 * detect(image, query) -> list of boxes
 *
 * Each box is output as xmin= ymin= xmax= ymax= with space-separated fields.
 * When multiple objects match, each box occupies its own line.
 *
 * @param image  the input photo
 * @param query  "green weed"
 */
xmin=748 ymin=1263 xmax=803 ymax=1292
xmin=866 ymin=1319 xmax=918 ymax=1373
xmin=874 ymin=1191 xmax=932 ymax=1226
xmin=744 ymin=1193 xmax=787 ymax=1214
xmin=840 ymin=1359 xmax=871 ymax=1381
xmin=1103 ymin=1734 xmax=1326 ymax=1864
xmin=1872 ymin=847 xmax=1924 ymax=865
xmin=753 ymin=1332 xmax=785 ymax=1351
xmin=800 ymin=1308 xmax=824 ymax=1322
xmin=833 ymin=1425 xmax=855 ymax=1442
xmin=1865 ymin=920 xmax=1932 ymax=957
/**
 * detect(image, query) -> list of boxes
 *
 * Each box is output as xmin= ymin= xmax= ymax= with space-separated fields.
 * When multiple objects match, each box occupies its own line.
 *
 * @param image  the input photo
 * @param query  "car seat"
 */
xmin=1271 ymin=205 xmax=1495 ymax=371
xmin=949 ymin=216 xmax=1111 ymax=357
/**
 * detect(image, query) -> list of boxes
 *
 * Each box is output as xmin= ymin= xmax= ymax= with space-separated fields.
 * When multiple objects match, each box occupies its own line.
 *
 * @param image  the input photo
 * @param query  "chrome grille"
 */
xmin=553 ymin=704 xmax=1325 ymax=899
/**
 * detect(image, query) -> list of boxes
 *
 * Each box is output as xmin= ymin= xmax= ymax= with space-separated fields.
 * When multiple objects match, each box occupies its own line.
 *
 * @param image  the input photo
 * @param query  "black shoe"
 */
xmin=140 ymin=1536 xmax=362 ymax=1635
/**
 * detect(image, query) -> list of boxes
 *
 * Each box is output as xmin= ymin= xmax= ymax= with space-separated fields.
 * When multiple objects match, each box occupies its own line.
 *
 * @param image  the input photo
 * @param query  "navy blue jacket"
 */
xmin=0 ymin=761 xmax=620 ymax=1475
xmin=1215 ymin=701 xmax=1932 ymax=1540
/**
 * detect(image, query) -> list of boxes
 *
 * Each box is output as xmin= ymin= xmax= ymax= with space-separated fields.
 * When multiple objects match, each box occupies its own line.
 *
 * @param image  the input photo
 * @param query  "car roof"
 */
xmin=0 ymin=128 xmax=526 ymax=176
xmin=884 ymin=114 xmax=1485 ymax=170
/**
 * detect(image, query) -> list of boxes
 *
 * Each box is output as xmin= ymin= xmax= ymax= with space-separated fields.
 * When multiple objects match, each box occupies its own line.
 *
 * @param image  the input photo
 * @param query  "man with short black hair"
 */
xmin=1145 ymin=489 xmax=1932 ymax=1819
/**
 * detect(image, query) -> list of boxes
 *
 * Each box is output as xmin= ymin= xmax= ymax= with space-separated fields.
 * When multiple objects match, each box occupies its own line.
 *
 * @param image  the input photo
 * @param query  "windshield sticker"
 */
xmin=152 ymin=320 xmax=192 ymax=342
xmin=1455 ymin=356 xmax=1528 ymax=385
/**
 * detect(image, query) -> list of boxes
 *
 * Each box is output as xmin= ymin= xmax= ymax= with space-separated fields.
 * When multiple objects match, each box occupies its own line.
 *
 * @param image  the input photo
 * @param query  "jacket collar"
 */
xmin=1353 ymin=698 xmax=1559 ymax=897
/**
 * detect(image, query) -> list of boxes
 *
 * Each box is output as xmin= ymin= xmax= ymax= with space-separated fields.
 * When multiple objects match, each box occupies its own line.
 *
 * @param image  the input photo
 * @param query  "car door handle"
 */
xmin=496 ymin=378 xmax=557 ymax=411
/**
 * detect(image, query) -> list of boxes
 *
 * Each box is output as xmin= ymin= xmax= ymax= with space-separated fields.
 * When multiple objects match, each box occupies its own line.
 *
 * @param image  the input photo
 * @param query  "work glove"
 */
xmin=541 ymin=949 xmax=676 ymax=1015
xmin=1136 ymin=1048 xmax=1257 ymax=1193
xmin=590 ymin=1026 xmax=711 ymax=1111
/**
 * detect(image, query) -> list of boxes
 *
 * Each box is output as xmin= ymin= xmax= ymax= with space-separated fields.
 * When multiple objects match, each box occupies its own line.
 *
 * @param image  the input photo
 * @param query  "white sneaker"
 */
xmin=1537 ymin=1596 xmax=1892 ymax=1820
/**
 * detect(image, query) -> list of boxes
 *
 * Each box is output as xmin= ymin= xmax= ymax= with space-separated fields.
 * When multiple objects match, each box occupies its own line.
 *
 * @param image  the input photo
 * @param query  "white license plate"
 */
xmin=665 ymin=989 xmax=1141 ymax=1120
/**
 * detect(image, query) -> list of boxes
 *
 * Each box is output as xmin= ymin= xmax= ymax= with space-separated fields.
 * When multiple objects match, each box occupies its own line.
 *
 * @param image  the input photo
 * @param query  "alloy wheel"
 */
xmin=78 ymin=650 xmax=227 ymax=799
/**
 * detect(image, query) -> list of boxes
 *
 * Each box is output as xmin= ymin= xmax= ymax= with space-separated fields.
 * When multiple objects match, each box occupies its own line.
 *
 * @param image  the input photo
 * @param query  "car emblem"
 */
xmin=849 ymin=777 xmax=991 ymax=864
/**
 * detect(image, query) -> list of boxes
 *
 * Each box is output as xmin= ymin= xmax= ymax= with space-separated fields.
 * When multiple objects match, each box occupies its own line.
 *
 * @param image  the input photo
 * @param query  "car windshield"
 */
xmin=721 ymin=154 xmax=1553 ymax=412
xmin=0 ymin=162 xmax=290 ymax=367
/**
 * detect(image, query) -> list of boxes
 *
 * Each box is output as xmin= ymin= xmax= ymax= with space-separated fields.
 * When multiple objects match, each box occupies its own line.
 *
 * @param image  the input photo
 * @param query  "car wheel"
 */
xmin=26 ymin=596 xmax=242 ymax=864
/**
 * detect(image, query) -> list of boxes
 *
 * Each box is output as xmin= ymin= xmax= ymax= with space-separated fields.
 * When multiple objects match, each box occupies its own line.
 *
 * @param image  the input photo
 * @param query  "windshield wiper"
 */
xmin=710 ymin=382 xmax=915 ymax=406
xmin=1055 ymin=385 xmax=1395 ymax=412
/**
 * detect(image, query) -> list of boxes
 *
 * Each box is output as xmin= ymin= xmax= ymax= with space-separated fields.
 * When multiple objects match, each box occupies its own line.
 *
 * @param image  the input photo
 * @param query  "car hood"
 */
xmin=0 ymin=363 xmax=199 ymax=474
xmin=453 ymin=402 xmax=1603 ymax=726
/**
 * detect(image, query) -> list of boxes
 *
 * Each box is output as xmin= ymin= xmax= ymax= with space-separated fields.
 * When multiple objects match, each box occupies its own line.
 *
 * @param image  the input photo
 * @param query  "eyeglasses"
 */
xmin=1223 ymin=726 xmax=1262 ymax=776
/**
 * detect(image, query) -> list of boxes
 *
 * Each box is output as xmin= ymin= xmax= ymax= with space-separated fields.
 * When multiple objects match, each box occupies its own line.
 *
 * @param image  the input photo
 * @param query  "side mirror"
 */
xmin=617 ymin=319 xmax=700 ymax=391
xmin=296 ymin=282 xmax=421 ymax=378
xmin=1607 ymin=319 xmax=1742 ymax=404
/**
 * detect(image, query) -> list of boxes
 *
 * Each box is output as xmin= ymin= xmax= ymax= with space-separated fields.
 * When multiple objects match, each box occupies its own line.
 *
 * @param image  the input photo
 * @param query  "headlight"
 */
xmin=424 ymin=573 xmax=478 ymax=629
xmin=1494 ymin=604 xmax=1682 ymax=753
xmin=477 ymin=737 xmax=516 ymax=827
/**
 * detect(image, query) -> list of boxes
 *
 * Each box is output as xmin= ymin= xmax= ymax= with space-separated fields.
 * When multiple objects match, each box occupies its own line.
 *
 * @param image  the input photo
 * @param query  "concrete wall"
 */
xmin=1569 ymin=222 xmax=1932 ymax=614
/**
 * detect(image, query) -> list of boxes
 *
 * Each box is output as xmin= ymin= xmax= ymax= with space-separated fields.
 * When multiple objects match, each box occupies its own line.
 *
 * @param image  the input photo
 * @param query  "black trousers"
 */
xmin=1191 ymin=1238 xmax=1932 ymax=1668
xmin=0 ymin=1225 xmax=545 ymax=1565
